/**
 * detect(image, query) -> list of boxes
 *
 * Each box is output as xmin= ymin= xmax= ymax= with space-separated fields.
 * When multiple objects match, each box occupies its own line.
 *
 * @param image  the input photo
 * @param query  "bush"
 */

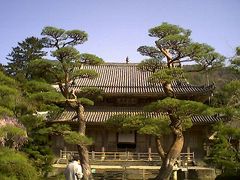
xmin=0 ymin=147 xmax=39 ymax=180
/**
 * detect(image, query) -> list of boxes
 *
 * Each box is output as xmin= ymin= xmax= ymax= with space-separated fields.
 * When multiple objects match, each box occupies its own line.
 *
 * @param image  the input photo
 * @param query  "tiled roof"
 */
xmin=53 ymin=106 xmax=222 ymax=125
xmin=72 ymin=63 xmax=214 ymax=95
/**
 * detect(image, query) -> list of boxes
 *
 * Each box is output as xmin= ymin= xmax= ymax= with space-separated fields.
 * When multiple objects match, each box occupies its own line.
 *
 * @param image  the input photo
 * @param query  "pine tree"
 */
xmin=30 ymin=26 xmax=104 ymax=179
xmin=5 ymin=37 xmax=46 ymax=81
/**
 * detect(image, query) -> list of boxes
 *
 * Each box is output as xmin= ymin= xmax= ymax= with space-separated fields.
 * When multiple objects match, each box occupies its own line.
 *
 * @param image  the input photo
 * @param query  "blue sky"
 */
xmin=0 ymin=0 xmax=239 ymax=64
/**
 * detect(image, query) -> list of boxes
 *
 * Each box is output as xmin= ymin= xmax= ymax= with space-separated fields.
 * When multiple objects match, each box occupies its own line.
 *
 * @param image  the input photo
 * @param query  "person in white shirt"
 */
xmin=64 ymin=155 xmax=83 ymax=180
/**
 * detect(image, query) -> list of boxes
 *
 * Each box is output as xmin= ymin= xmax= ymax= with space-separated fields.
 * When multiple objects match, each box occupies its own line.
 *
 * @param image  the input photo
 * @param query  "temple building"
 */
xmin=49 ymin=63 xmax=221 ymax=161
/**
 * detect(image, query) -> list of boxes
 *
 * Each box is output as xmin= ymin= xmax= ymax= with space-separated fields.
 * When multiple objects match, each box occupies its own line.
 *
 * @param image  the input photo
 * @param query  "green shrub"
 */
xmin=0 ymin=147 xmax=39 ymax=180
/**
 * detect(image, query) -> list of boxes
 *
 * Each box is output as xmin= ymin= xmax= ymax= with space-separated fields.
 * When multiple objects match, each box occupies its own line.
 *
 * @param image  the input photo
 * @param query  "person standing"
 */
xmin=64 ymin=155 xmax=83 ymax=180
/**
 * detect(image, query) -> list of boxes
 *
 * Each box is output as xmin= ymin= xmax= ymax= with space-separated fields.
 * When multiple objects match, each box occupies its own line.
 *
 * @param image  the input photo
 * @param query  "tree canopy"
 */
xmin=5 ymin=37 xmax=46 ymax=81
xmin=138 ymin=22 xmax=225 ymax=71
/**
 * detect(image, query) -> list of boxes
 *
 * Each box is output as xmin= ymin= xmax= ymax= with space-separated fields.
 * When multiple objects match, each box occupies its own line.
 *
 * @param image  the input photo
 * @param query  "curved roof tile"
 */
xmin=72 ymin=63 xmax=214 ymax=95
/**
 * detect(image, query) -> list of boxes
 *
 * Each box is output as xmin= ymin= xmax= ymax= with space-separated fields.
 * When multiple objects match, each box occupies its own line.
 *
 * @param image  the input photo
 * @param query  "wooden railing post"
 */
xmin=60 ymin=149 xmax=62 ymax=158
xmin=137 ymin=153 xmax=140 ymax=160
xmin=142 ymin=169 xmax=146 ymax=180
xmin=91 ymin=151 xmax=95 ymax=161
xmin=114 ymin=152 xmax=117 ymax=160
xmin=101 ymin=146 xmax=105 ymax=161
xmin=148 ymin=147 xmax=152 ymax=161
xmin=187 ymin=146 xmax=191 ymax=163
xmin=64 ymin=150 xmax=196 ymax=163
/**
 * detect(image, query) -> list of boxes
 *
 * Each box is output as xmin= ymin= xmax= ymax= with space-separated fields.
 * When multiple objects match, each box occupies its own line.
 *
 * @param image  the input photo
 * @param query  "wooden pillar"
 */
xmin=101 ymin=130 xmax=107 ymax=160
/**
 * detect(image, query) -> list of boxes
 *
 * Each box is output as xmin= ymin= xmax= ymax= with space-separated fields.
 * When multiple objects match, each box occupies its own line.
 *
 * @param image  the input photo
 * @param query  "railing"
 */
xmin=58 ymin=150 xmax=195 ymax=165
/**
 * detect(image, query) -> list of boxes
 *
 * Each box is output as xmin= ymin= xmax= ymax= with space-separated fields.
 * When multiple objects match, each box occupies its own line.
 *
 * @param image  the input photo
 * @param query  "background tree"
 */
xmin=31 ymin=26 xmax=104 ymax=179
xmin=0 ymin=116 xmax=27 ymax=149
xmin=0 ymin=70 xmax=21 ymax=117
xmin=230 ymin=46 xmax=240 ymax=73
xmin=1 ymin=67 xmax=65 ymax=177
xmin=19 ymin=80 xmax=65 ymax=177
xmin=206 ymin=54 xmax=240 ymax=178
xmin=5 ymin=36 xmax=46 ymax=81
xmin=207 ymin=121 xmax=240 ymax=179
xmin=135 ymin=23 xmax=224 ymax=180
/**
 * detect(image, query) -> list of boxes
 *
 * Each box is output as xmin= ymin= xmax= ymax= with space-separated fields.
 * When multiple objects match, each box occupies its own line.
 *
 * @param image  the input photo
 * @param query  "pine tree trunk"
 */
xmin=77 ymin=144 xmax=93 ymax=180
xmin=155 ymin=80 xmax=184 ymax=180
xmin=155 ymin=133 xmax=184 ymax=180
xmin=76 ymin=103 xmax=93 ymax=180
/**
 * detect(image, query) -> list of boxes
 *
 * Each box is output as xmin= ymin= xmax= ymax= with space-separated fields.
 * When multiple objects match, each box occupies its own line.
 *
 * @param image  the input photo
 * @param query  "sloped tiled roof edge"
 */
xmin=52 ymin=106 xmax=222 ymax=125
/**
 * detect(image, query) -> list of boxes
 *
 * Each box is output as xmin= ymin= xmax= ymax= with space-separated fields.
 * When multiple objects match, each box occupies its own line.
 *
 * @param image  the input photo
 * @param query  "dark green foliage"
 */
xmin=0 ymin=71 xmax=21 ymax=117
xmin=137 ymin=46 xmax=163 ymax=59
xmin=0 ymin=85 xmax=19 ymax=112
xmin=137 ymin=58 xmax=165 ymax=72
xmin=5 ymin=37 xmax=46 ymax=81
xmin=206 ymin=79 xmax=240 ymax=177
xmin=20 ymin=115 xmax=45 ymax=132
xmin=77 ymin=87 xmax=103 ymax=101
xmin=73 ymin=69 xmax=98 ymax=79
xmin=21 ymin=115 xmax=54 ymax=177
xmin=39 ymin=26 xmax=103 ymax=178
xmin=15 ymin=80 xmax=64 ymax=176
xmin=22 ymin=80 xmax=64 ymax=116
xmin=0 ymin=70 xmax=17 ymax=87
xmin=0 ymin=147 xmax=39 ymax=180
xmin=145 ymin=97 xmax=209 ymax=115
xmin=80 ymin=53 xmax=104 ymax=65
xmin=41 ymin=26 xmax=88 ymax=48
xmin=0 ymin=107 xmax=14 ymax=117
xmin=78 ymin=97 xmax=94 ymax=106
xmin=149 ymin=67 xmax=184 ymax=84
xmin=29 ymin=59 xmax=65 ymax=83
xmin=212 ymin=80 xmax=240 ymax=108
xmin=48 ymin=123 xmax=71 ymax=136
xmin=0 ymin=116 xmax=27 ymax=149
xmin=148 ymin=22 xmax=191 ymax=39
xmin=52 ymin=46 xmax=81 ymax=63
xmin=184 ymin=66 xmax=239 ymax=85
xmin=230 ymin=46 xmax=240 ymax=73
xmin=107 ymin=114 xmax=171 ymax=137
xmin=0 ymin=125 xmax=27 ymax=149
xmin=24 ymin=80 xmax=56 ymax=93
xmin=138 ymin=22 xmax=225 ymax=71
xmin=28 ymin=59 xmax=59 ymax=83
xmin=137 ymin=117 xmax=170 ymax=136
xmin=106 ymin=114 xmax=128 ymax=130
xmin=20 ymin=116 xmax=71 ymax=176
xmin=145 ymin=97 xmax=215 ymax=129
xmin=64 ymin=131 xmax=93 ymax=146
xmin=35 ymin=26 xmax=103 ymax=101
xmin=207 ymin=122 xmax=240 ymax=175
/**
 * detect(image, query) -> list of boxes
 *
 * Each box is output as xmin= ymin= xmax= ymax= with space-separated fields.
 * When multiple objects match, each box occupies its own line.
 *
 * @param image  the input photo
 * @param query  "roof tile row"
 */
xmin=72 ymin=64 xmax=214 ymax=94
xmin=53 ymin=106 xmax=222 ymax=125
